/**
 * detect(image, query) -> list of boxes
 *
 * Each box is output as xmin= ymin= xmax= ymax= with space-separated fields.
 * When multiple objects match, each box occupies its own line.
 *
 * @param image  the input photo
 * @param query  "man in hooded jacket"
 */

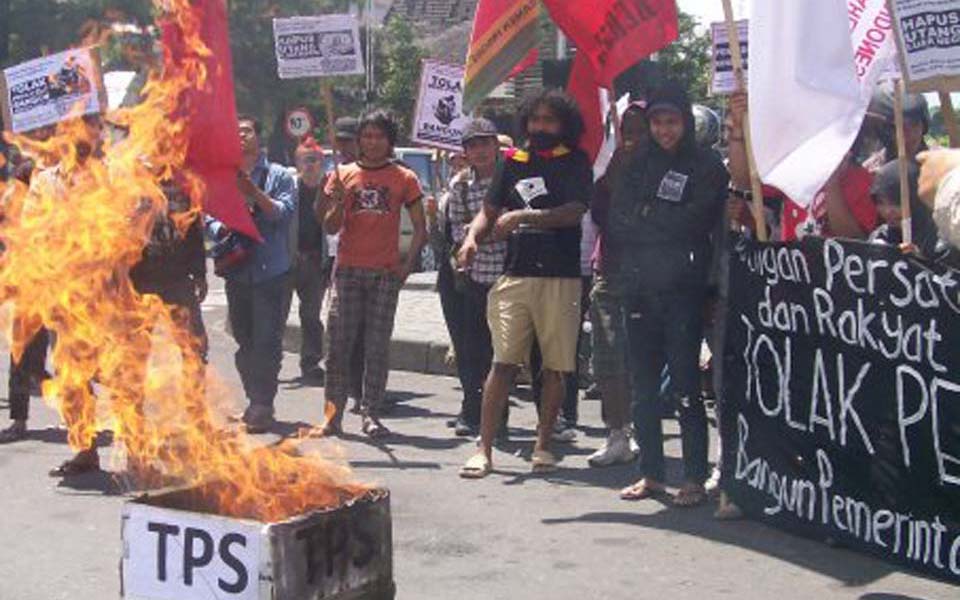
xmin=611 ymin=83 xmax=729 ymax=507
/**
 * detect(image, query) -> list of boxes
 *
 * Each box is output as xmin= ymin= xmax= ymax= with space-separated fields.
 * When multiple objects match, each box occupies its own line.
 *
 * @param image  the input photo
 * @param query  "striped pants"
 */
xmin=325 ymin=267 xmax=401 ymax=416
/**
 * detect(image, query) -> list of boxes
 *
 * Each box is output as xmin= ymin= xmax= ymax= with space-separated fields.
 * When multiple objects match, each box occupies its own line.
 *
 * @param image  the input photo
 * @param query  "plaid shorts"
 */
xmin=325 ymin=267 xmax=402 ymax=414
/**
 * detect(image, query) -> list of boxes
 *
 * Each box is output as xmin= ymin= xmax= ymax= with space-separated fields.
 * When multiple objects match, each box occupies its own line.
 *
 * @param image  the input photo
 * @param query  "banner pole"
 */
xmin=938 ymin=91 xmax=960 ymax=148
xmin=322 ymin=82 xmax=342 ymax=182
xmin=894 ymin=77 xmax=913 ymax=247
xmin=721 ymin=0 xmax=766 ymax=241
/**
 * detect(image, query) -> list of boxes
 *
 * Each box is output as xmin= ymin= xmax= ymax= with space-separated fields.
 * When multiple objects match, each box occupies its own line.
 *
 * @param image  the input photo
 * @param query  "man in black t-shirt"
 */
xmin=458 ymin=90 xmax=592 ymax=477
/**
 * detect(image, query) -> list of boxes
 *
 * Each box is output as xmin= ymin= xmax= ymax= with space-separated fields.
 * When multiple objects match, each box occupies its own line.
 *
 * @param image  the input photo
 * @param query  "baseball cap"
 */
xmin=334 ymin=116 xmax=359 ymax=140
xmin=461 ymin=118 xmax=499 ymax=144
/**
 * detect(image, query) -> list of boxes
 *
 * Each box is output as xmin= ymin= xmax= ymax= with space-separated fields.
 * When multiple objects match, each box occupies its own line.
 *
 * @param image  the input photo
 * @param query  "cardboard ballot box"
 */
xmin=120 ymin=485 xmax=394 ymax=600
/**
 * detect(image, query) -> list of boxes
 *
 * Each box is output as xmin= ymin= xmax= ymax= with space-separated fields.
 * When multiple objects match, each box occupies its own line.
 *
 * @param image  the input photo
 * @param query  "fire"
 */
xmin=0 ymin=0 xmax=367 ymax=521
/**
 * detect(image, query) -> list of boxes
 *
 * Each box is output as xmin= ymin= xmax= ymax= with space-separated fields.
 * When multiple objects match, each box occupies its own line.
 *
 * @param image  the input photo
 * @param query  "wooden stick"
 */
xmin=939 ymin=91 xmax=960 ymax=148
xmin=321 ymin=82 xmax=341 ymax=182
xmin=894 ymin=78 xmax=912 ymax=247
xmin=721 ymin=0 xmax=766 ymax=241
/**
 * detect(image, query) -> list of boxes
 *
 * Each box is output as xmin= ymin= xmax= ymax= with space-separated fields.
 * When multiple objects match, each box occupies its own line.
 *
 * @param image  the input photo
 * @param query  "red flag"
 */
xmin=542 ymin=0 xmax=678 ymax=87
xmin=567 ymin=53 xmax=604 ymax=162
xmin=161 ymin=0 xmax=261 ymax=241
xmin=463 ymin=0 xmax=540 ymax=112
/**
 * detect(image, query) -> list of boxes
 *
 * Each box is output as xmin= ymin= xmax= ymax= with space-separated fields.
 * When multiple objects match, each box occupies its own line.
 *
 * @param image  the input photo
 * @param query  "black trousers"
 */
xmin=8 ymin=327 xmax=49 ymax=421
xmin=459 ymin=279 xmax=494 ymax=426
xmin=628 ymin=290 xmax=708 ymax=484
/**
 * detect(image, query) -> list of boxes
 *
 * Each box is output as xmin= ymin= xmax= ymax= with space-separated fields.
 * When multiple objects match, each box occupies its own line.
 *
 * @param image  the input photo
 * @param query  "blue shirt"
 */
xmin=207 ymin=154 xmax=298 ymax=284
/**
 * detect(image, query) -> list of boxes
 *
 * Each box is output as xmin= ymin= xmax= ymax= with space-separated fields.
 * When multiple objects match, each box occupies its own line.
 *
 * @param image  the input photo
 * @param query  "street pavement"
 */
xmin=0 ymin=274 xmax=957 ymax=599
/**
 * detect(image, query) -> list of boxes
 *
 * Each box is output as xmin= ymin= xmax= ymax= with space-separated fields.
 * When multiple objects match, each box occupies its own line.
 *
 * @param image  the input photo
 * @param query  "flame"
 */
xmin=0 ymin=0 xmax=367 ymax=522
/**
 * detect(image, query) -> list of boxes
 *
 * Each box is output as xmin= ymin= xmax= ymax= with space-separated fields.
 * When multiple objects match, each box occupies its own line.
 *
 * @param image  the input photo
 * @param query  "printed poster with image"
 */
xmin=411 ymin=60 xmax=468 ymax=152
xmin=272 ymin=15 xmax=364 ymax=79
xmin=1 ymin=46 xmax=107 ymax=133
xmin=888 ymin=0 xmax=960 ymax=92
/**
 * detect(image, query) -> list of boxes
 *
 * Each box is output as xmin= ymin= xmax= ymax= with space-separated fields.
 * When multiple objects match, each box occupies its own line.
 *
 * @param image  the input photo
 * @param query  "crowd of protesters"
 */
xmin=4 ymin=77 xmax=960 ymax=508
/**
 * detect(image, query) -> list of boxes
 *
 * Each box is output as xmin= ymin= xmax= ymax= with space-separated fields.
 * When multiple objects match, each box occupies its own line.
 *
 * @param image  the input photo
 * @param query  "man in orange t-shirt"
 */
xmin=319 ymin=109 xmax=426 ymax=438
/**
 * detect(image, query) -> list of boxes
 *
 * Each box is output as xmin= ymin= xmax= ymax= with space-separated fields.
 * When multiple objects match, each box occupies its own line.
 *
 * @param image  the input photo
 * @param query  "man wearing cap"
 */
xmin=290 ymin=136 xmax=329 ymax=382
xmin=458 ymin=90 xmax=592 ymax=477
xmin=443 ymin=118 xmax=506 ymax=437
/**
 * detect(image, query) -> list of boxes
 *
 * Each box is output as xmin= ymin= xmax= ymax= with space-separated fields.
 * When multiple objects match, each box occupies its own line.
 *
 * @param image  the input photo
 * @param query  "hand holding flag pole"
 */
xmin=722 ymin=0 xmax=767 ymax=241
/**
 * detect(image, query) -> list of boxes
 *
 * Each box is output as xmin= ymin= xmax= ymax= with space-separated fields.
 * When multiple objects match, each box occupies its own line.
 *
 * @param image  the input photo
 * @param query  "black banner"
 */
xmin=722 ymin=235 xmax=960 ymax=583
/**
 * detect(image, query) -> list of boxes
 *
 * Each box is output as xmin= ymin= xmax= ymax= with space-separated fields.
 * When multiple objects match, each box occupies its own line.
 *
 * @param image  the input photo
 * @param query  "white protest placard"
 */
xmin=272 ymin=15 xmax=364 ymax=80
xmin=0 ymin=47 xmax=107 ymax=133
xmin=121 ymin=503 xmax=263 ymax=600
xmin=888 ymin=0 xmax=960 ymax=92
xmin=411 ymin=60 xmax=468 ymax=151
xmin=710 ymin=19 xmax=749 ymax=95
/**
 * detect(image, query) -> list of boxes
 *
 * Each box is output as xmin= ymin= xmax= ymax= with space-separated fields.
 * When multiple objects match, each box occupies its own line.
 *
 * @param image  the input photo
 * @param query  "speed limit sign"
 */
xmin=284 ymin=108 xmax=314 ymax=139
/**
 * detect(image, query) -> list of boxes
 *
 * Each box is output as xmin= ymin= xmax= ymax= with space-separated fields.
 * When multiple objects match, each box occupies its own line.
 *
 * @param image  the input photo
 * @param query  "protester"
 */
xmin=918 ymin=149 xmax=960 ymax=250
xmin=443 ymin=118 xmax=506 ymax=437
xmin=208 ymin=115 xmax=296 ymax=434
xmin=611 ymin=83 xmax=728 ymax=506
xmin=0 ymin=158 xmax=50 ymax=444
xmin=28 ymin=115 xmax=108 ymax=474
xmin=458 ymin=89 xmax=592 ymax=477
xmin=727 ymin=92 xmax=876 ymax=241
xmin=125 ymin=177 xmax=208 ymax=479
xmin=289 ymin=136 xmax=330 ymax=383
xmin=587 ymin=102 xmax=646 ymax=467
xmin=867 ymin=160 xmax=941 ymax=259
xmin=862 ymin=89 xmax=930 ymax=170
xmin=324 ymin=117 xmax=368 ymax=411
xmin=319 ymin=109 xmax=427 ymax=438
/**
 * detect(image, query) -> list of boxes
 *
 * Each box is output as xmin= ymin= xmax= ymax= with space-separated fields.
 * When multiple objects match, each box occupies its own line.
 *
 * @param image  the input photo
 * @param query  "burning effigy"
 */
xmin=0 ymin=1 xmax=392 ymax=597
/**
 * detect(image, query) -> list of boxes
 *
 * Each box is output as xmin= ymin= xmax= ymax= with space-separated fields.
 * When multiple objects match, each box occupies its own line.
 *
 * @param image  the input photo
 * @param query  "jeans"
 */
xmin=7 ymin=327 xmax=49 ymax=421
xmin=287 ymin=252 xmax=330 ymax=370
xmin=226 ymin=272 xmax=291 ymax=411
xmin=628 ymin=290 xmax=708 ymax=484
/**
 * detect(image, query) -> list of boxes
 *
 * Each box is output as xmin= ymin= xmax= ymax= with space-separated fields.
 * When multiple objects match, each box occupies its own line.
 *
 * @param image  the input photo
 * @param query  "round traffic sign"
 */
xmin=284 ymin=108 xmax=314 ymax=139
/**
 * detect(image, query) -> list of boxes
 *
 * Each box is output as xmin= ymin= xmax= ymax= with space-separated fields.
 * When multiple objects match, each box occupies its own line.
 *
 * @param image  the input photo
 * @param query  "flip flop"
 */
xmin=620 ymin=479 xmax=665 ymax=501
xmin=459 ymin=453 xmax=492 ymax=479
xmin=49 ymin=449 xmax=100 ymax=477
xmin=362 ymin=417 xmax=390 ymax=439
xmin=673 ymin=484 xmax=707 ymax=508
xmin=531 ymin=450 xmax=558 ymax=473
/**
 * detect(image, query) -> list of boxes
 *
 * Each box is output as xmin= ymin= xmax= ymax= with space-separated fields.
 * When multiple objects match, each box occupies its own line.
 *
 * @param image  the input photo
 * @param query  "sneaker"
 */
xmin=242 ymin=405 xmax=275 ymax=434
xmin=588 ymin=429 xmax=637 ymax=467
xmin=453 ymin=416 xmax=478 ymax=438
xmin=551 ymin=417 xmax=577 ymax=443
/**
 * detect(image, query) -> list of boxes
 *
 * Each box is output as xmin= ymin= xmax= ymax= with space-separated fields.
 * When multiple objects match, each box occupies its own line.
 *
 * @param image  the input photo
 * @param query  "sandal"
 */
xmin=531 ymin=450 xmax=558 ymax=473
xmin=49 ymin=448 xmax=100 ymax=477
xmin=673 ymin=483 xmax=707 ymax=508
xmin=459 ymin=453 xmax=492 ymax=479
xmin=362 ymin=416 xmax=390 ymax=439
xmin=620 ymin=478 xmax=666 ymax=501
xmin=0 ymin=421 xmax=27 ymax=444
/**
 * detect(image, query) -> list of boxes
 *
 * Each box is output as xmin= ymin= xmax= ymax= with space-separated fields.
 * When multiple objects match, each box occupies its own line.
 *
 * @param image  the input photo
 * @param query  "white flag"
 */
xmin=748 ymin=0 xmax=895 ymax=206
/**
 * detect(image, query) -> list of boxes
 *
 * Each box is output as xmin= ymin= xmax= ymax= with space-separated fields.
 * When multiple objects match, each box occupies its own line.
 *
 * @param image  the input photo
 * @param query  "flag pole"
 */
xmin=894 ymin=77 xmax=913 ymax=247
xmin=722 ymin=0 xmax=767 ymax=241
xmin=322 ymin=82 xmax=342 ymax=182
xmin=938 ymin=91 xmax=960 ymax=148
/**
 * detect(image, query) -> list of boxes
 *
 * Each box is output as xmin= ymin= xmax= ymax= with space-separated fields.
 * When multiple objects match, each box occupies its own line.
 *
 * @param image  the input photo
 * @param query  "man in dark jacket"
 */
xmin=611 ymin=83 xmax=728 ymax=506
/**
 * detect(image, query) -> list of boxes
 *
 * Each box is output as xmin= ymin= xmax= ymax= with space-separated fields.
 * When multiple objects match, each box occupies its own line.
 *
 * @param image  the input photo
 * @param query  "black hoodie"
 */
xmin=604 ymin=84 xmax=729 ymax=292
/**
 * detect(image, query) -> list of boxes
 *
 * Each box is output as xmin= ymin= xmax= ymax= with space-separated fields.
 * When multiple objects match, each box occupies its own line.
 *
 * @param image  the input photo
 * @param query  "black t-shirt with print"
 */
xmin=487 ymin=148 xmax=592 ymax=278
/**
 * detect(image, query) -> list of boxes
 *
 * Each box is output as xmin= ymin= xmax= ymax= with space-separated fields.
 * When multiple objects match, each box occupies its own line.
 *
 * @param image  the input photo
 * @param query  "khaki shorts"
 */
xmin=487 ymin=276 xmax=582 ymax=373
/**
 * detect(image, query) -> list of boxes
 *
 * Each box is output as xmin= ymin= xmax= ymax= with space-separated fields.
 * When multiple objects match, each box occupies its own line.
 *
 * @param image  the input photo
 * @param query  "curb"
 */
xmin=281 ymin=322 xmax=456 ymax=377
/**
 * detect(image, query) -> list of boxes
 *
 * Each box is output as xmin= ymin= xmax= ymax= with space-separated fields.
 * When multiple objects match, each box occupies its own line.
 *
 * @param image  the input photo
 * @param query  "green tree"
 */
xmin=375 ymin=16 xmax=425 ymax=139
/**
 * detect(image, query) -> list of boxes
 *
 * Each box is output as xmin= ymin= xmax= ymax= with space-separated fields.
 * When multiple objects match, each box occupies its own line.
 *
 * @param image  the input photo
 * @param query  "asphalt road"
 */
xmin=0 ymin=299 xmax=956 ymax=599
